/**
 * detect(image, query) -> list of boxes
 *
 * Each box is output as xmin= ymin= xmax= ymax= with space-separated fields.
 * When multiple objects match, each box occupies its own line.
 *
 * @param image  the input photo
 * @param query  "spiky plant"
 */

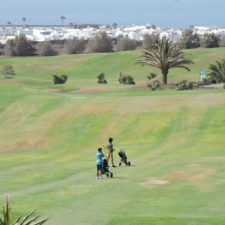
xmin=0 ymin=197 xmax=47 ymax=225
xmin=137 ymin=37 xmax=194 ymax=84
xmin=207 ymin=58 xmax=225 ymax=84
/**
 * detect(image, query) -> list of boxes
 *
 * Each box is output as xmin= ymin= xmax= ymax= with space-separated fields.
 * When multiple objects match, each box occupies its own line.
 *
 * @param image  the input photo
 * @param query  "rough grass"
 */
xmin=0 ymin=49 xmax=225 ymax=225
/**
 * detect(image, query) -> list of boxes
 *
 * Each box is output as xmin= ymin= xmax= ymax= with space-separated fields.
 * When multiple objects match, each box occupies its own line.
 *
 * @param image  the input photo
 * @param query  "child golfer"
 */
xmin=106 ymin=137 xmax=116 ymax=167
xmin=96 ymin=148 xmax=104 ymax=179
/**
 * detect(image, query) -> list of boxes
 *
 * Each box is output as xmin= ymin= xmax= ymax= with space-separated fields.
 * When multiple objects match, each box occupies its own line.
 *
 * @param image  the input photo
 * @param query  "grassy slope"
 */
xmin=0 ymin=48 xmax=225 ymax=91
xmin=0 ymin=48 xmax=225 ymax=225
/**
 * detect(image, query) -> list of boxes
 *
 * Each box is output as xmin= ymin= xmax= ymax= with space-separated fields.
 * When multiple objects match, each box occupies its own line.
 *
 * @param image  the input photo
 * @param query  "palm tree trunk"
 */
xmin=163 ymin=72 xmax=168 ymax=85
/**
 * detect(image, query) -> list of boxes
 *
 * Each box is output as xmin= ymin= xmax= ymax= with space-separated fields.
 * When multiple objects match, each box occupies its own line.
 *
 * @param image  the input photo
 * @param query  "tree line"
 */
xmin=0 ymin=28 xmax=225 ymax=57
xmin=0 ymin=32 xmax=139 ymax=57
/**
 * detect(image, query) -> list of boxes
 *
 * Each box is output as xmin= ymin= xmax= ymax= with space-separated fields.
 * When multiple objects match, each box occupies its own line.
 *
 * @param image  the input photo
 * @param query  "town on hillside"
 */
xmin=1 ymin=24 xmax=225 ymax=43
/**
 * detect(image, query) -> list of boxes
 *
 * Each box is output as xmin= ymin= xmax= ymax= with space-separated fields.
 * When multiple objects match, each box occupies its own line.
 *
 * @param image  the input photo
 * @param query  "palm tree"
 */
xmin=60 ymin=16 xmax=66 ymax=26
xmin=207 ymin=59 xmax=225 ymax=87
xmin=22 ymin=17 xmax=26 ymax=27
xmin=0 ymin=196 xmax=47 ymax=225
xmin=137 ymin=37 xmax=194 ymax=84
xmin=7 ymin=21 xmax=11 ymax=26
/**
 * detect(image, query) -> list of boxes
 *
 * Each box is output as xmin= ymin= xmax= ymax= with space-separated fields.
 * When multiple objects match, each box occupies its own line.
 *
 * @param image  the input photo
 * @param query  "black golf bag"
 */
xmin=102 ymin=159 xmax=113 ymax=178
xmin=118 ymin=149 xmax=131 ymax=166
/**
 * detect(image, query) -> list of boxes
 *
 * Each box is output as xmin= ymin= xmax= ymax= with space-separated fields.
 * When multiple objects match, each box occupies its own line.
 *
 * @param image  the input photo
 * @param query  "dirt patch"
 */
xmin=140 ymin=178 xmax=169 ymax=189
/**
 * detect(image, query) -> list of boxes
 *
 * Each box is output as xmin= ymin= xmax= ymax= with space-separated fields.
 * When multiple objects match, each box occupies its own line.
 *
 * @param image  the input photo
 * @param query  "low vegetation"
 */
xmin=147 ymin=79 xmax=161 ymax=90
xmin=1 ymin=65 xmax=15 ymax=79
xmin=97 ymin=73 xmax=107 ymax=84
xmin=118 ymin=72 xmax=135 ymax=85
xmin=177 ymin=80 xmax=194 ymax=90
xmin=53 ymin=74 xmax=68 ymax=84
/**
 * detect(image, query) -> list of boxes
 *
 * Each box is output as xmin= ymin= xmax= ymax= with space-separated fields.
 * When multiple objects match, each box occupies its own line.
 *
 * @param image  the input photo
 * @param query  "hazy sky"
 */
xmin=1 ymin=0 xmax=225 ymax=27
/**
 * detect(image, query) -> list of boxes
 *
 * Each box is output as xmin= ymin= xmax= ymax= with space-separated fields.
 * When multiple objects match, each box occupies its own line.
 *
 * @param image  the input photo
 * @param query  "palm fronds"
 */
xmin=207 ymin=59 xmax=225 ymax=83
xmin=0 ymin=197 xmax=47 ymax=225
xmin=137 ymin=37 xmax=194 ymax=84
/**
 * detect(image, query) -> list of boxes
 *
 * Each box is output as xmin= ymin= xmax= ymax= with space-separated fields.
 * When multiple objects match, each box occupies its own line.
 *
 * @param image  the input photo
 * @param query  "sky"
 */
xmin=1 ymin=0 xmax=225 ymax=28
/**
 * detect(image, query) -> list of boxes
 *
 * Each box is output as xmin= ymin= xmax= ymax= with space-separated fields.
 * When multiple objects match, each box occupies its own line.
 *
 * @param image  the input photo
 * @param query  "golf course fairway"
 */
xmin=0 ymin=49 xmax=225 ymax=225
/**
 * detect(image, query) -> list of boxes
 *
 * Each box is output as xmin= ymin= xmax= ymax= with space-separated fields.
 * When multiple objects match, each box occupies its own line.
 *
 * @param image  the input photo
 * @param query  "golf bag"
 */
xmin=118 ymin=149 xmax=131 ymax=166
xmin=102 ymin=159 xmax=113 ymax=178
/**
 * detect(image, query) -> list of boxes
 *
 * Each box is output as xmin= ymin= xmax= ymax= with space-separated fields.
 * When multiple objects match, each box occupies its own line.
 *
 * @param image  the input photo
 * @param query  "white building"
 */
xmin=1 ymin=25 xmax=225 ymax=44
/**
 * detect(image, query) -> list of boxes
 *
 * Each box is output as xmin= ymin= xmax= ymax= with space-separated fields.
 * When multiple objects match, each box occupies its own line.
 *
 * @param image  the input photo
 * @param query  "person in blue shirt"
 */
xmin=96 ymin=148 xmax=104 ymax=179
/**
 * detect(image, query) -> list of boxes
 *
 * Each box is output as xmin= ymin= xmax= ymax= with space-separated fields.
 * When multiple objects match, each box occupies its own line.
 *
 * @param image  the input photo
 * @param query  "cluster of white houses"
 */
xmin=0 ymin=24 xmax=225 ymax=44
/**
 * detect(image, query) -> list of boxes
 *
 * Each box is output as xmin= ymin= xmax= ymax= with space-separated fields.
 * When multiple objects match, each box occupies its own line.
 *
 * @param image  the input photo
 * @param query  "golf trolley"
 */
xmin=118 ymin=149 xmax=131 ymax=166
xmin=102 ymin=159 xmax=113 ymax=178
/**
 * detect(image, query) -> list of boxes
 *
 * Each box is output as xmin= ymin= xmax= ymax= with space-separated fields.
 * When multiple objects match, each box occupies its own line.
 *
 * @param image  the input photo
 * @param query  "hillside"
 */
xmin=0 ymin=48 xmax=225 ymax=225
xmin=0 ymin=48 xmax=225 ymax=93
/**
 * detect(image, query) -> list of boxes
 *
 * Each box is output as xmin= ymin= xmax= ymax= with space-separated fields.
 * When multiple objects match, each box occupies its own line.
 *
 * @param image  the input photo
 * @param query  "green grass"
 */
xmin=0 ymin=49 xmax=225 ymax=225
xmin=0 ymin=48 xmax=225 ymax=92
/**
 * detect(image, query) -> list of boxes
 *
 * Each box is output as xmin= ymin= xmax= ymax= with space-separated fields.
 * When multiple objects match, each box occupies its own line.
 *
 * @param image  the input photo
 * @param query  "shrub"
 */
xmin=200 ymin=33 xmax=220 ymax=48
xmin=148 ymin=80 xmax=161 ymax=90
xmin=5 ymin=34 xmax=35 ymax=56
xmin=117 ymin=37 xmax=137 ymax=51
xmin=147 ymin=72 xmax=157 ymax=80
xmin=180 ymin=28 xmax=200 ymax=49
xmin=65 ymin=38 xmax=87 ymax=54
xmin=38 ymin=42 xmax=58 ymax=56
xmin=142 ymin=33 xmax=159 ymax=49
xmin=53 ymin=74 xmax=68 ymax=84
xmin=97 ymin=73 xmax=107 ymax=84
xmin=219 ymin=36 xmax=225 ymax=47
xmin=87 ymin=32 xmax=113 ymax=53
xmin=1 ymin=65 xmax=15 ymax=79
xmin=118 ymin=72 xmax=135 ymax=85
xmin=177 ymin=80 xmax=194 ymax=90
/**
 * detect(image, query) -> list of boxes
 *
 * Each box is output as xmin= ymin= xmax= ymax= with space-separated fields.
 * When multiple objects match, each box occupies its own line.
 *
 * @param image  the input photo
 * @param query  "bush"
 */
xmin=5 ymin=34 xmax=35 ymax=56
xmin=0 ymin=43 xmax=4 ymax=55
xmin=180 ymin=28 xmax=200 ymax=49
xmin=38 ymin=42 xmax=58 ymax=56
xmin=87 ymin=32 xmax=113 ymax=53
xmin=1 ymin=65 xmax=15 ymax=79
xmin=118 ymin=72 xmax=135 ymax=85
xmin=53 ymin=74 xmax=68 ymax=84
xmin=117 ymin=37 xmax=137 ymax=51
xmin=200 ymin=33 xmax=220 ymax=48
xmin=147 ymin=72 xmax=157 ymax=80
xmin=142 ymin=34 xmax=159 ymax=49
xmin=219 ymin=36 xmax=225 ymax=47
xmin=148 ymin=80 xmax=161 ymax=90
xmin=177 ymin=80 xmax=194 ymax=90
xmin=65 ymin=38 xmax=87 ymax=54
xmin=97 ymin=73 xmax=107 ymax=84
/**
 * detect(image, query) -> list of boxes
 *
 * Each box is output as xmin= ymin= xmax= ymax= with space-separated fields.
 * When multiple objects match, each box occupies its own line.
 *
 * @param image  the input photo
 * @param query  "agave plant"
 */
xmin=207 ymin=58 xmax=225 ymax=84
xmin=137 ymin=37 xmax=194 ymax=84
xmin=0 ymin=197 xmax=47 ymax=225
